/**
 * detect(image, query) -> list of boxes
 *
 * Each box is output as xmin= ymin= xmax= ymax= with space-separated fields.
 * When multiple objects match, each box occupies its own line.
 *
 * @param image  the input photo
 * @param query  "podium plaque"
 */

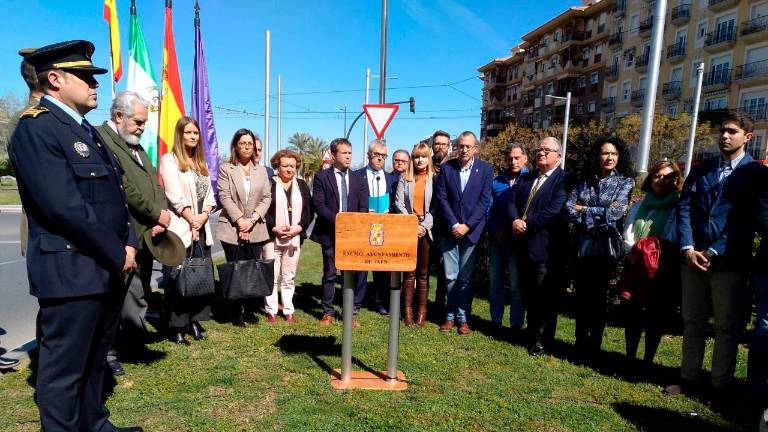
xmin=335 ymin=213 xmax=418 ymax=272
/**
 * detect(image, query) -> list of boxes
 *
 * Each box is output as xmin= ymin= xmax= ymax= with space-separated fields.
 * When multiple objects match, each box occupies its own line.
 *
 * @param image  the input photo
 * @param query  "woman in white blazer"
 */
xmin=394 ymin=143 xmax=435 ymax=327
xmin=159 ymin=116 xmax=216 ymax=345
xmin=215 ymin=129 xmax=272 ymax=327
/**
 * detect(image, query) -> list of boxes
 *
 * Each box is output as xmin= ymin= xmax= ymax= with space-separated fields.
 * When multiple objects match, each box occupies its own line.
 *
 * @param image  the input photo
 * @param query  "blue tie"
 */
xmin=339 ymin=171 xmax=348 ymax=212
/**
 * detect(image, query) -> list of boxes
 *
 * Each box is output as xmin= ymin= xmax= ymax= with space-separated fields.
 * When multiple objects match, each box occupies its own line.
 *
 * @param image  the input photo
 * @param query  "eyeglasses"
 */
xmin=457 ymin=144 xmax=475 ymax=150
xmin=393 ymin=159 xmax=409 ymax=164
xmin=652 ymin=173 xmax=678 ymax=181
xmin=370 ymin=151 xmax=387 ymax=158
xmin=535 ymin=148 xmax=558 ymax=155
xmin=237 ymin=142 xmax=254 ymax=148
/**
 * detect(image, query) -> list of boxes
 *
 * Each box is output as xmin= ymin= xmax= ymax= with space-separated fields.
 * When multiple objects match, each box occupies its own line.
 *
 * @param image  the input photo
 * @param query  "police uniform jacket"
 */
xmin=9 ymin=97 xmax=138 ymax=299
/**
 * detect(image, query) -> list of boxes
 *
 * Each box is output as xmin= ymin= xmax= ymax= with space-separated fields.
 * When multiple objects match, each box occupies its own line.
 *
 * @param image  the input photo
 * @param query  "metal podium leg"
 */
xmin=386 ymin=271 xmax=401 ymax=380
xmin=341 ymin=270 xmax=354 ymax=382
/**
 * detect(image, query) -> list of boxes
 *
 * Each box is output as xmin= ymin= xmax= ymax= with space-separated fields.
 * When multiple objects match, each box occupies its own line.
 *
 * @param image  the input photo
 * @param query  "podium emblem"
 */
xmin=369 ymin=223 xmax=385 ymax=246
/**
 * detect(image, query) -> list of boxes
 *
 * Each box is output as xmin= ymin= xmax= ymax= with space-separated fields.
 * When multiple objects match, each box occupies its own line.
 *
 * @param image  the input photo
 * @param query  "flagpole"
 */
xmin=264 ymin=30 xmax=271 ymax=166
xmin=277 ymin=74 xmax=282 ymax=151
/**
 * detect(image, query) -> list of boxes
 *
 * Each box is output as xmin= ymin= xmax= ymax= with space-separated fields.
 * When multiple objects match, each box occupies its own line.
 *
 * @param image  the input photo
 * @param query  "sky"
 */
xmin=0 ymin=0 xmax=577 ymax=168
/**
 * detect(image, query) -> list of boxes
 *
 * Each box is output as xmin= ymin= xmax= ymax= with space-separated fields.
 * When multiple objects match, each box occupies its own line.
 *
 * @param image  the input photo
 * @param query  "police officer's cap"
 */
xmin=25 ymin=40 xmax=108 ymax=75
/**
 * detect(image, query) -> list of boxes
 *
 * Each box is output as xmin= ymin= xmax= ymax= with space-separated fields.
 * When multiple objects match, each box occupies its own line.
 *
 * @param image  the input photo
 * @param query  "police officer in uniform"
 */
xmin=9 ymin=40 xmax=143 ymax=432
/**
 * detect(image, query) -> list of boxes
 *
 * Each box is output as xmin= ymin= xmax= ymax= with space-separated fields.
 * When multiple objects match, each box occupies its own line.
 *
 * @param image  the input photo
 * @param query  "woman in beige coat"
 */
xmin=159 ymin=116 xmax=217 ymax=345
xmin=216 ymin=129 xmax=272 ymax=327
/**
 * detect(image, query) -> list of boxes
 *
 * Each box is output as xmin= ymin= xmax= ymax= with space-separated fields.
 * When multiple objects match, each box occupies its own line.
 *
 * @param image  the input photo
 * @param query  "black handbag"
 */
xmin=577 ymin=224 xmax=625 ymax=260
xmin=217 ymin=245 xmax=274 ymax=300
xmin=174 ymin=241 xmax=215 ymax=298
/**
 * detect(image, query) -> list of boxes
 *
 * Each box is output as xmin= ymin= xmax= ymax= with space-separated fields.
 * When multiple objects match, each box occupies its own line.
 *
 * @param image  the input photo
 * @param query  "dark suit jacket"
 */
xmin=9 ymin=97 xmax=138 ymax=299
xmin=507 ymin=167 xmax=568 ymax=263
xmin=434 ymin=157 xmax=493 ymax=244
xmin=355 ymin=167 xmax=398 ymax=213
xmin=310 ymin=167 xmax=369 ymax=247
xmin=97 ymin=122 xmax=166 ymax=246
xmin=265 ymin=177 xmax=314 ymax=244
xmin=678 ymin=155 xmax=760 ymax=270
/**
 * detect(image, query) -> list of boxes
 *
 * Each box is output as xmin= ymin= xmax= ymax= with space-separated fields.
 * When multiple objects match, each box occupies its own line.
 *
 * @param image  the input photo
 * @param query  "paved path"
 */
xmin=0 ymin=212 xmax=36 ymax=356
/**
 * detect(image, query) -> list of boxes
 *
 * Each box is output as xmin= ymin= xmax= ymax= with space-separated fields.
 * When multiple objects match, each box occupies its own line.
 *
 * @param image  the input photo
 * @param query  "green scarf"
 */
xmin=632 ymin=191 xmax=679 ymax=239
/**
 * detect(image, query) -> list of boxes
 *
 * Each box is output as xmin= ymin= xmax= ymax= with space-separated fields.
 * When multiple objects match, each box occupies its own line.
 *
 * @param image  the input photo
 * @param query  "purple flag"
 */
xmin=191 ymin=4 xmax=220 ymax=202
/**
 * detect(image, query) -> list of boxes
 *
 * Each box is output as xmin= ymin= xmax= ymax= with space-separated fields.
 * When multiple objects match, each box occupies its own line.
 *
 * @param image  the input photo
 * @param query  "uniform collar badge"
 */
xmin=73 ymin=142 xmax=90 ymax=158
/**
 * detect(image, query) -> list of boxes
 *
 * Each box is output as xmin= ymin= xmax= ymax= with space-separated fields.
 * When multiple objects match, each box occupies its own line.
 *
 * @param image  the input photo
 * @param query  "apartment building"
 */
xmin=479 ymin=0 xmax=614 ymax=139
xmin=604 ymin=0 xmax=768 ymax=158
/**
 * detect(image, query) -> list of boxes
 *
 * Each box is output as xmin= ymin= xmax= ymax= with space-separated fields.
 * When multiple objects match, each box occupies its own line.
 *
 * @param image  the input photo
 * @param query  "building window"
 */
xmin=546 ymin=82 xmax=554 ymax=95
xmin=630 ymin=13 xmax=640 ymax=35
xmin=666 ymin=104 xmax=679 ymax=117
xmin=622 ymin=81 xmax=631 ymax=102
xmin=695 ymin=19 xmax=707 ymax=48
xmin=579 ymin=77 xmax=587 ymax=88
xmin=625 ymin=51 xmax=635 ymax=69
xmin=576 ymin=104 xmax=584 ymax=114
xmin=554 ymin=30 xmax=560 ymax=42
xmin=591 ymin=72 xmax=599 ymax=84
xmin=588 ymin=101 xmax=596 ymax=113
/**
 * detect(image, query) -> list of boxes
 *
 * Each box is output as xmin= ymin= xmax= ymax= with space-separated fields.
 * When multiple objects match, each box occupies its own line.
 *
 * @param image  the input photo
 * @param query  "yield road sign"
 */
xmin=363 ymin=104 xmax=399 ymax=139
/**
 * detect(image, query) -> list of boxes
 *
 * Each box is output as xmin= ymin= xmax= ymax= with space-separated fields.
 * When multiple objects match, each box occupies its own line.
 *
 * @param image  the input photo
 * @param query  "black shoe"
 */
xmin=0 ymin=356 xmax=19 ymax=370
xmin=194 ymin=322 xmax=206 ymax=333
xmin=169 ymin=331 xmax=190 ymax=346
xmin=232 ymin=315 xmax=246 ymax=328
xmin=375 ymin=305 xmax=389 ymax=316
xmin=244 ymin=314 xmax=259 ymax=325
xmin=107 ymin=423 xmax=144 ymax=432
xmin=107 ymin=359 xmax=125 ymax=376
xmin=189 ymin=322 xmax=205 ymax=340
xmin=528 ymin=343 xmax=547 ymax=357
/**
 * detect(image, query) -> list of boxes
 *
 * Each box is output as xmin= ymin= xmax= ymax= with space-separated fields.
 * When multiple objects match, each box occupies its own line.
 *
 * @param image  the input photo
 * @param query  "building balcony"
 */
xmin=734 ymin=59 xmax=768 ymax=86
xmin=639 ymin=17 xmax=653 ymax=39
xmin=631 ymin=89 xmax=646 ymax=107
xmin=608 ymin=32 xmax=623 ymax=51
xmin=563 ymin=31 xmax=587 ymax=43
xmin=486 ymin=123 xmax=505 ymax=131
xmin=708 ymin=0 xmax=738 ymax=12
xmin=741 ymin=16 xmax=768 ymax=43
xmin=666 ymin=42 xmax=686 ymax=64
xmin=602 ymin=97 xmax=616 ymax=113
xmin=702 ymin=69 xmax=731 ymax=91
xmin=635 ymin=52 xmax=650 ymax=73
xmin=662 ymin=81 xmax=682 ymax=101
xmin=671 ymin=4 xmax=691 ymax=26
xmin=741 ymin=105 xmax=767 ymax=122
xmin=704 ymin=28 xmax=737 ymax=53
xmin=605 ymin=64 xmax=620 ymax=82
xmin=613 ymin=0 xmax=627 ymax=18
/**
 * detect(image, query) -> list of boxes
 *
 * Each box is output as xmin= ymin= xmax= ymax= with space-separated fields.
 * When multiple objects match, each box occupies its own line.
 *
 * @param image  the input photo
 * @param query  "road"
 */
xmin=0 ymin=211 xmax=224 ymax=355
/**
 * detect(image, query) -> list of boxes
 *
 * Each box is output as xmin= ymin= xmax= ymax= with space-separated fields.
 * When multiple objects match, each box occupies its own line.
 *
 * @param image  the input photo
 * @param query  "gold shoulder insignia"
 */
xmin=20 ymin=106 xmax=49 ymax=119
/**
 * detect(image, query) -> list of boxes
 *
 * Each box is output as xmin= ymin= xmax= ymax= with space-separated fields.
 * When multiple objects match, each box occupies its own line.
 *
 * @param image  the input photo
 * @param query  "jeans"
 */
xmin=440 ymin=236 xmax=479 ymax=323
xmin=748 ymin=271 xmax=768 ymax=400
xmin=488 ymin=240 xmax=523 ymax=327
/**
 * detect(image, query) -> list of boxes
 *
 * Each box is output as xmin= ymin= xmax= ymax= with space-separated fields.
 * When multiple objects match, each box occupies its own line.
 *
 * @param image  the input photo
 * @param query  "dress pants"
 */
xmin=680 ymin=264 xmax=745 ymax=388
xmin=519 ymin=255 xmax=559 ymax=349
xmin=356 ymin=270 xmax=390 ymax=310
xmin=749 ymin=271 xmax=768 ymax=402
xmin=264 ymin=241 xmax=301 ymax=316
xmin=574 ymin=257 xmax=616 ymax=355
xmin=320 ymin=243 xmax=366 ymax=316
xmin=488 ymin=240 xmax=523 ymax=327
xmin=36 ymin=285 xmax=122 ymax=431
xmin=221 ymin=241 xmax=264 ymax=320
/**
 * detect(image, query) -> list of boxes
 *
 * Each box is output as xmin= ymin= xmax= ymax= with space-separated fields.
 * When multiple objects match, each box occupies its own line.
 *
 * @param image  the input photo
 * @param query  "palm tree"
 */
xmin=287 ymin=132 xmax=327 ymax=182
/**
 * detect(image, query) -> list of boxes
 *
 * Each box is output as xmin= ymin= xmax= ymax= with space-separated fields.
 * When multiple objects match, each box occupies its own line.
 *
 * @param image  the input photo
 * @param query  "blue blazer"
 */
xmin=434 ymin=158 xmax=493 ymax=244
xmin=354 ymin=167 xmax=398 ymax=213
xmin=678 ymin=155 xmax=760 ymax=270
xmin=9 ymin=97 xmax=138 ymax=299
xmin=507 ymin=167 xmax=568 ymax=263
xmin=310 ymin=166 xmax=369 ymax=247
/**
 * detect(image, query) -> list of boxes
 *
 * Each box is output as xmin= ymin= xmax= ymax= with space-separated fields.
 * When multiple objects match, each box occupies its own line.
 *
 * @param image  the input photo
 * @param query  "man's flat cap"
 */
xmin=24 ymin=40 xmax=108 ymax=75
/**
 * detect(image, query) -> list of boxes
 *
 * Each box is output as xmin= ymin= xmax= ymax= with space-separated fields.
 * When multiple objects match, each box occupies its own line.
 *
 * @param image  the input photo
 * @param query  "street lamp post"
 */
xmin=544 ymin=92 xmax=571 ymax=170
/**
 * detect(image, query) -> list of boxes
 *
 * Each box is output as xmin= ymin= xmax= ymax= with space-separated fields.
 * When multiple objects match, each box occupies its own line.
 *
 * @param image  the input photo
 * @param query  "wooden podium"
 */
xmin=331 ymin=212 xmax=418 ymax=390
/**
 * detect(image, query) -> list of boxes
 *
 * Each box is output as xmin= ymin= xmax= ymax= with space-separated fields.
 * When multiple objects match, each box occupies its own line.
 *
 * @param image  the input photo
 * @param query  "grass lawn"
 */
xmin=0 ymin=241 xmax=753 ymax=431
xmin=0 ymin=178 xmax=20 ymax=205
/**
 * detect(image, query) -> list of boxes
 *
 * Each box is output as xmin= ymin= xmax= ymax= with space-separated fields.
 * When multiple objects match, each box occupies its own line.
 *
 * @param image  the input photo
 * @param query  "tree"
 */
xmin=287 ymin=132 xmax=328 ymax=182
xmin=0 ymin=92 xmax=24 ymax=160
xmin=613 ymin=113 xmax=713 ymax=167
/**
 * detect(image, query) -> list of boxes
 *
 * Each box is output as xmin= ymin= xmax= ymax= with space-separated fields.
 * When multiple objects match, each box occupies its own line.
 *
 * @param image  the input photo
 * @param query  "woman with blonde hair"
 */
xmin=395 ymin=143 xmax=436 ymax=326
xmin=159 ymin=116 xmax=216 ymax=345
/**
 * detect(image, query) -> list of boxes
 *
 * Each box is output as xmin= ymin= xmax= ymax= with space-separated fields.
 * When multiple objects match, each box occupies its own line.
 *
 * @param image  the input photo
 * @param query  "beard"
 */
xmin=117 ymin=125 xmax=141 ymax=145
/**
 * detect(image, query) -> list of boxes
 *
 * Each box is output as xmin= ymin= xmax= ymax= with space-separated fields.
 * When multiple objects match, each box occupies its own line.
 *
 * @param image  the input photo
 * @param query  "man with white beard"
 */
xmin=97 ymin=91 xmax=171 ymax=376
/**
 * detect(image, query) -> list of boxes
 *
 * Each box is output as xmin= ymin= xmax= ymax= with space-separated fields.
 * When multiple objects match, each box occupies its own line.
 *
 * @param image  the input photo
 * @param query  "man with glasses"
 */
xmin=507 ymin=137 xmax=568 ymax=356
xmin=391 ymin=149 xmax=410 ymax=177
xmin=355 ymin=139 xmax=398 ymax=315
xmin=253 ymin=136 xmax=275 ymax=177
xmin=668 ymin=111 xmax=758 ymax=408
xmin=431 ymin=130 xmax=452 ymax=173
xmin=434 ymin=131 xmax=493 ymax=335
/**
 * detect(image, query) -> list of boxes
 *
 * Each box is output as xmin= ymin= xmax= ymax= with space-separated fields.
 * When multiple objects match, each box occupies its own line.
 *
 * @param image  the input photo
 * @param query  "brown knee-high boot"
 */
xmin=402 ymin=274 xmax=415 ymax=326
xmin=415 ymin=277 xmax=428 ymax=327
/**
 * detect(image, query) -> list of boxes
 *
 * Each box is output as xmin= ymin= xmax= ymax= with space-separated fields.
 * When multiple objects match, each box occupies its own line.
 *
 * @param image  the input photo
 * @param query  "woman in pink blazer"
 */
xmin=159 ymin=116 xmax=217 ymax=345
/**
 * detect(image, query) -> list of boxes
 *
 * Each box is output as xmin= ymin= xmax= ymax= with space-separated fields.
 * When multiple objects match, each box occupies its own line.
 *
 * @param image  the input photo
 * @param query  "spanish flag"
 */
xmin=159 ymin=0 xmax=185 ymax=157
xmin=103 ymin=0 xmax=122 ymax=84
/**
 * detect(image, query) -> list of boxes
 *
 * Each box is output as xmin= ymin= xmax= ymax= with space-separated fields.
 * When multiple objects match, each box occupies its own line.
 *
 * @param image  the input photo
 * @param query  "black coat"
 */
xmin=264 ymin=177 xmax=314 ymax=244
xmin=309 ymin=167 xmax=369 ymax=247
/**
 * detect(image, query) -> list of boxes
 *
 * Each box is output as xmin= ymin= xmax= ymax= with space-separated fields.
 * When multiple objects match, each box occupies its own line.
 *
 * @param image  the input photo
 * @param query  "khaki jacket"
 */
xmin=215 ymin=162 xmax=272 ymax=245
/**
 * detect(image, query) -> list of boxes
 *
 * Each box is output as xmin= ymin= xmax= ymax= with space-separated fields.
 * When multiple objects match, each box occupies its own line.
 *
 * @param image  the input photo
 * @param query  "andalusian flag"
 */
xmin=126 ymin=1 xmax=160 ymax=166
xmin=159 ymin=0 xmax=185 ymax=157
xmin=103 ymin=0 xmax=122 ymax=86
